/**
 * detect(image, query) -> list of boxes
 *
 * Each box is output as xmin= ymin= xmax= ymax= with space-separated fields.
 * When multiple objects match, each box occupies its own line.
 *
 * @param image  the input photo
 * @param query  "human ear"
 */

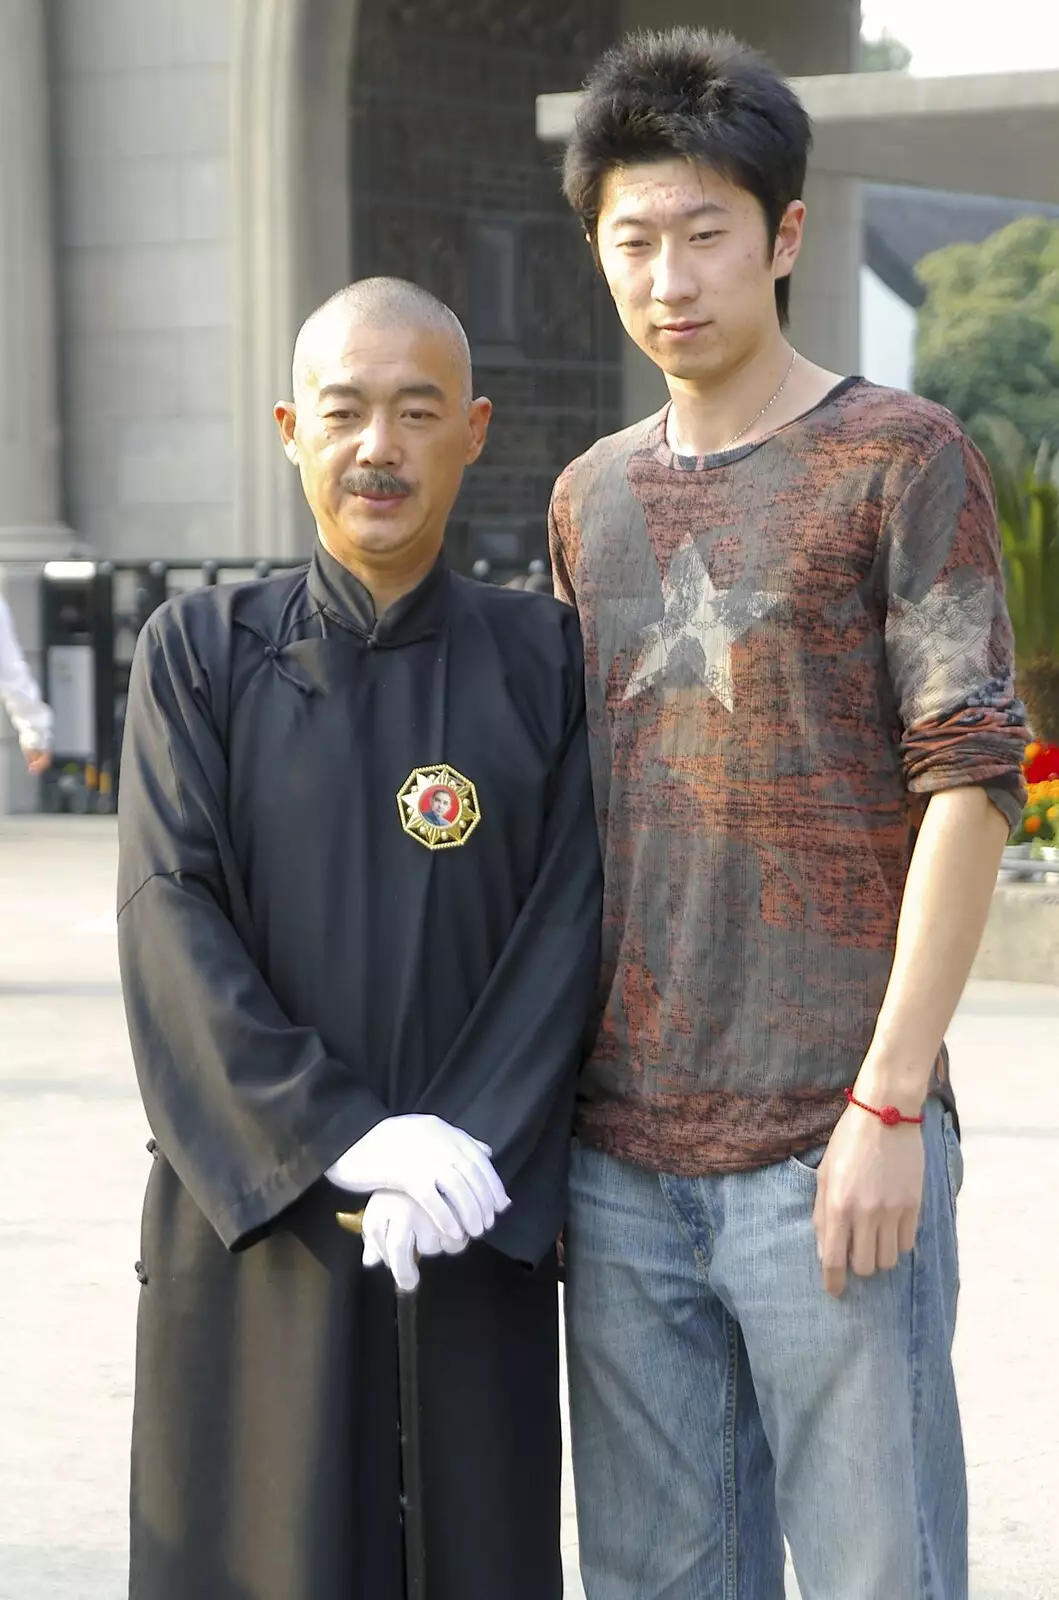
xmin=465 ymin=397 xmax=493 ymax=464
xmin=274 ymin=401 xmax=299 ymax=464
xmin=772 ymin=199 xmax=806 ymax=281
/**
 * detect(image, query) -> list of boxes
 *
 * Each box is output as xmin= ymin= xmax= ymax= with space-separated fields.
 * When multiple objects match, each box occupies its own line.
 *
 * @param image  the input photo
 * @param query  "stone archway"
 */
xmin=230 ymin=0 xmax=361 ymax=558
xmin=229 ymin=0 xmax=624 ymax=572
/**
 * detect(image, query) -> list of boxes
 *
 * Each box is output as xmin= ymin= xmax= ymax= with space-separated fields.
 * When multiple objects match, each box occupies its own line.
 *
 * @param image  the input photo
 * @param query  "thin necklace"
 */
xmin=669 ymin=348 xmax=799 ymax=456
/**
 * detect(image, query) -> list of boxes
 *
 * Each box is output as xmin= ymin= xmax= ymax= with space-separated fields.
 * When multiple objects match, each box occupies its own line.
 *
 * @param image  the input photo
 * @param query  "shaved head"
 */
xmin=292 ymin=278 xmax=473 ymax=404
xmin=274 ymin=276 xmax=491 ymax=604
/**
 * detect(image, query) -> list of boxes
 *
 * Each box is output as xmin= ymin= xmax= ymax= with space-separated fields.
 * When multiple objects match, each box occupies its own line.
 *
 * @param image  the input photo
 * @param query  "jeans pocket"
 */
xmin=941 ymin=1109 xmax=964 ymax=1211
xmin=938 ymin=1109 xmax=963 ymax=1295
xmin=786 ymin=1144 xmax=828 ymax=1184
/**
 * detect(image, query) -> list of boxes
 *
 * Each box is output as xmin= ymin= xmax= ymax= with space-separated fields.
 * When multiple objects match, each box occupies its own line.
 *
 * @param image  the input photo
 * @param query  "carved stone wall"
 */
xmin=349 ymin=0 xmax=623 ymax=576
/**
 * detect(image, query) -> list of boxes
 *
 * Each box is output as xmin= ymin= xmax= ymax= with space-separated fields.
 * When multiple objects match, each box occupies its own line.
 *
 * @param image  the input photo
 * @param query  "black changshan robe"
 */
xmin=117 ymin=544 xmax=601 ymax=1600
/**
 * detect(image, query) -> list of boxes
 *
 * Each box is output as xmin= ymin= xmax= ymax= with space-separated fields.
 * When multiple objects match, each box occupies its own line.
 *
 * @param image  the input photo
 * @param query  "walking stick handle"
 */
xmin=337 ymin=1208 xmax=422 ymax=1272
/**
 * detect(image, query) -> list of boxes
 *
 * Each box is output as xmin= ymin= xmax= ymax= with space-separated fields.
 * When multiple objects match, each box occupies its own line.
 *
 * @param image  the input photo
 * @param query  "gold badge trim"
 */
xmin=397 ymin=764 xmax=481 ymax=851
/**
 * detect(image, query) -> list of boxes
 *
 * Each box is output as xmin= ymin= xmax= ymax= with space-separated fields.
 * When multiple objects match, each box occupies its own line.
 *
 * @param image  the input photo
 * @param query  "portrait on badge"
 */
xmin=398 ymin=763 xmax=481 ymax=850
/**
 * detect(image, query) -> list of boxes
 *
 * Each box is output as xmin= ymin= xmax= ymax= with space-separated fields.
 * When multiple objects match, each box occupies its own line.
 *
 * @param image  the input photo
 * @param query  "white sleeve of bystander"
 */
xmin=0 ymin=595 xmax=53 ymax=751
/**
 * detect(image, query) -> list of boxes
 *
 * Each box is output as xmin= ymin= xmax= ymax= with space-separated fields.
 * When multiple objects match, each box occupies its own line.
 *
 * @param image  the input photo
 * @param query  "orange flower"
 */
xmin=1025 ymin=741 xmax=1042 ymax=764
xmin=1025 ymin=814 xmax=1043 ymax=835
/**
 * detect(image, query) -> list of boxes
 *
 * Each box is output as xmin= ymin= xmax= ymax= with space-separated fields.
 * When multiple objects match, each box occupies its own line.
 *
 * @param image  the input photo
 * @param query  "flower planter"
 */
xmin=1001 ymin=844 xmax=1036 ymax=880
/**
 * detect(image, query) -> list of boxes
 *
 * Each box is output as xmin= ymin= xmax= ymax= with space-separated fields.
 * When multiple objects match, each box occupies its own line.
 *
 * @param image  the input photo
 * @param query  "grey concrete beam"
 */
xmin=799 ymin=69 xmax=1059 ymax=204
xmin=538 ymin=69 xmax=1059 ymax=206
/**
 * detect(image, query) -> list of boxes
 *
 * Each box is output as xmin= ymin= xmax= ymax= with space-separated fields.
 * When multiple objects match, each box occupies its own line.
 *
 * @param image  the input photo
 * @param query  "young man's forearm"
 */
xmin=855 ymin=784 xmax=1010 ymax=1111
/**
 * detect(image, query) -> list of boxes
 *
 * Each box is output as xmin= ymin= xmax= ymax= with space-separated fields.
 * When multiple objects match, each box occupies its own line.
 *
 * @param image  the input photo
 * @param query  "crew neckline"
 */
xmin=656 ymin=374 xmax=865 ymax=471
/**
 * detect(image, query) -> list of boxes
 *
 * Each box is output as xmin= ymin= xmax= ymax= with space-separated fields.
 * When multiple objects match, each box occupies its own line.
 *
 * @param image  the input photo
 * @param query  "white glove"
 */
xmin=360 ymin=1189 xmax=470 ymax=1292
xmin=325 ymin=1114 xmax=510 ymax=1241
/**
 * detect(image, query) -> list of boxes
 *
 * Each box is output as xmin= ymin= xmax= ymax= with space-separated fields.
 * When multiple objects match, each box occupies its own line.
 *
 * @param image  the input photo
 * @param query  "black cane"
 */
xmin=337 ymin=1210 xmax=427 ymax=1599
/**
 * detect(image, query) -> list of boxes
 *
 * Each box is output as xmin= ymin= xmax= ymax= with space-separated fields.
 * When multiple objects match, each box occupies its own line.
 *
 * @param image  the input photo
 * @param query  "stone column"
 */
xmin=0 ymin=0 xmax=72 ymax=561
xmin=0 ymin=0 xmax=75 ymax=812
xmin=787 ymin=171 xmax=863 ymax=374
xmin=740 ymin=0 xmax=863 ymax=377
xmin=231 ymin=0 xmax=360 ymax=559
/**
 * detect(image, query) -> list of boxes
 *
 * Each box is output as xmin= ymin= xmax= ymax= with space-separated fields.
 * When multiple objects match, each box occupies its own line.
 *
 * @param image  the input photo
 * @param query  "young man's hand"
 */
xmin=810 ymin=786 xmax=1006 ymax=1298
xmin=813 ymin=1103 xmax=925 ymax=1298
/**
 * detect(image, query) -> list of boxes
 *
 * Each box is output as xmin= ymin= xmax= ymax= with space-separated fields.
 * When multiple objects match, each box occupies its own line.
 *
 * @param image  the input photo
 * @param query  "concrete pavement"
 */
xmin=1 ymin=817 xmax=1057 ymax=1599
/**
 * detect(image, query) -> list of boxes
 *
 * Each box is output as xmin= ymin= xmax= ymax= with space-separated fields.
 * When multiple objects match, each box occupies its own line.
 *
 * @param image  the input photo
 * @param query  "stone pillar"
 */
xmin=726 ymin=0 xmax=863 ymax=376
xmin=0 ymin=0 xmax=72 ymax=561
xmin=787 ymin=171 xmax=863 ymax=374
xmin=617 ymin=0 xmax=862 ymax=422
xmin=231 ymin=0 xmax=360 ymax=559
xmin=0 ymin=0 xmax=76 ymax=812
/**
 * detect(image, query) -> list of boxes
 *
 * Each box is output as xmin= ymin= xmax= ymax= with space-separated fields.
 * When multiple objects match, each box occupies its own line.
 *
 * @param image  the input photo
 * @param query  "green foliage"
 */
xmin=975 ymin=417 xmax=1059 ymax=660
xmin=1010 ymin=793 xmax=1059 ymax=847
xmin=975 ymin=417 xmax=1059 ymax=740
xmin=915 ymin=217 xmax=1059 ymax=455
xmin=858 ymin=32 xmax=912 ymax=73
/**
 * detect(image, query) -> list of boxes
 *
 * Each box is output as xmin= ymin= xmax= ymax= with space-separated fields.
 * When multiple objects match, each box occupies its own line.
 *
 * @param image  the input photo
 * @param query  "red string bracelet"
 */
xmin=843 ymin=1087 xmax=925 ymax=1127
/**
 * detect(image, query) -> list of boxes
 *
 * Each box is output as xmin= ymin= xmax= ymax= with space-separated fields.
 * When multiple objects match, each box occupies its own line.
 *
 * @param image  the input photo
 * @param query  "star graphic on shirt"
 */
xmin=623 ymin=544 xmax=784 ymax=711
xmin=886 ymin=571 xmax=995 ymax=726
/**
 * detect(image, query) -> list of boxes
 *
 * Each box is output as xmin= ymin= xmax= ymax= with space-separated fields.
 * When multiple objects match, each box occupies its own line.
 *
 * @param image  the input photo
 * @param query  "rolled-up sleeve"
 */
xmin=881 ymin=433 xmax=1028 ymax=831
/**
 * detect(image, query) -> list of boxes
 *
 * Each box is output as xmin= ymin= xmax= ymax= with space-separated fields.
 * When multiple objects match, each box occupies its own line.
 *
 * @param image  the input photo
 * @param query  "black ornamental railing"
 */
xmin=39 ymin=554 xmax=549 ymax=813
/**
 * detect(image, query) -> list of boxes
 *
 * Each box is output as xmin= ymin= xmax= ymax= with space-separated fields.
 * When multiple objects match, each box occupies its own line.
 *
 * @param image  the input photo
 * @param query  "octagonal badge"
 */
xmin=397 ymin=764 xmax=481 ymax=851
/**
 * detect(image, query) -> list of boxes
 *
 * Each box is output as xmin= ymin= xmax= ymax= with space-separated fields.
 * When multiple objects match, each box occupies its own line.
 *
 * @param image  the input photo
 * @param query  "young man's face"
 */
xmin=595 ymin=157 xmax=803 ymax=384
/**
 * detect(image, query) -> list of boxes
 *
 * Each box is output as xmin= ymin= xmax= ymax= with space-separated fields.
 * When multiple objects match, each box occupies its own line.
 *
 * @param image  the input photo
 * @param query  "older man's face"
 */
xmin=277 ymin=318 xmax=491 ymax=572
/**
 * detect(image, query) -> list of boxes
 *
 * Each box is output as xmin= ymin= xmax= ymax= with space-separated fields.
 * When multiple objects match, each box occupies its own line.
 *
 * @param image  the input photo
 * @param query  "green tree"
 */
xmin=914 ymin=216 xmax=1059 ymax=455
xmin=858 ymin=31 xmax=912 ymax=72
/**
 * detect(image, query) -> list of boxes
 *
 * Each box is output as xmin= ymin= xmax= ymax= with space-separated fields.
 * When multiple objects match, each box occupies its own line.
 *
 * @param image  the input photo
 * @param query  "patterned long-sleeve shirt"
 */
xmin=549 ymin=378 xmax=1027 ymax=1174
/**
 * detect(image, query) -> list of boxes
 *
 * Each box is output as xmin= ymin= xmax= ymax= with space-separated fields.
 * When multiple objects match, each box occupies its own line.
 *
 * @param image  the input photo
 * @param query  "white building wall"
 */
xmin=859 ymin=265 xmax=917 ymax=392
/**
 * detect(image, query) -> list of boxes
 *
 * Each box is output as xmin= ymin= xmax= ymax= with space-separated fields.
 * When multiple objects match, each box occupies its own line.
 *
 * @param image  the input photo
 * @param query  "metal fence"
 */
xmin=39 ymin=554 xmax=547 ymax=813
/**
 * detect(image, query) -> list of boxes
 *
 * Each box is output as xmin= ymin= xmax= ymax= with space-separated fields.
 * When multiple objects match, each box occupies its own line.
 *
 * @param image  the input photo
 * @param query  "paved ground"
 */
xmin=1 ymin=817 xmax=1057 ymax=1600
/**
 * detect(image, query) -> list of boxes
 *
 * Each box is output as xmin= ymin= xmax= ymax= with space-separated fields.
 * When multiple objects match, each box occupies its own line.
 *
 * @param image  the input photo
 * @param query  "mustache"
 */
xmin=342 ymin=469 xmax=413 ymax=496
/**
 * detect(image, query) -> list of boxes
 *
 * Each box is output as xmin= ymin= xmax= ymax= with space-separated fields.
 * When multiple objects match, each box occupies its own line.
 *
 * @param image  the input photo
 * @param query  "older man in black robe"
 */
xmin=117 ymin=277 xmax=601 ymax=1600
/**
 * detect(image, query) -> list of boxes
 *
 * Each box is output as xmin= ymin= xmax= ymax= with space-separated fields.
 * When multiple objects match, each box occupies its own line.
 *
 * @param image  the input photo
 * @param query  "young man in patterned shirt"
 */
xmin=550 ymin=29 xmax=1028 ymax=1600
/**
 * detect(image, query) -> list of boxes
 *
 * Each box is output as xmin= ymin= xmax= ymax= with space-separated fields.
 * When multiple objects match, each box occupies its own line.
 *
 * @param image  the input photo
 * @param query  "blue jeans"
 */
xmin=565 ymin=1100 xmax=966 ymax=1600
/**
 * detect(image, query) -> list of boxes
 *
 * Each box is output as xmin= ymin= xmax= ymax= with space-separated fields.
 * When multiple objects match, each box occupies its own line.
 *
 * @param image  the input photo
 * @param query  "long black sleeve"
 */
xmin=117 ymin=609 xmax=387 ymax=1249
xmin=415 ymin=632 xmax=602 ymax=1262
